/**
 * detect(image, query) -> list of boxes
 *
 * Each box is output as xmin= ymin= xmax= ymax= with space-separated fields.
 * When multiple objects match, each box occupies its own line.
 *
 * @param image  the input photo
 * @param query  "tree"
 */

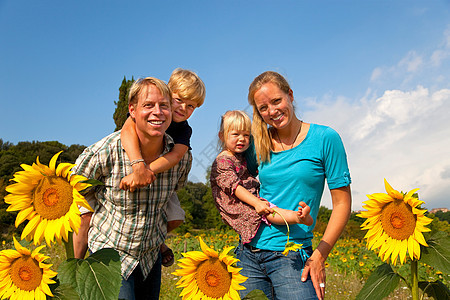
xmin=113 ymin=76 xmax=134 ymax=131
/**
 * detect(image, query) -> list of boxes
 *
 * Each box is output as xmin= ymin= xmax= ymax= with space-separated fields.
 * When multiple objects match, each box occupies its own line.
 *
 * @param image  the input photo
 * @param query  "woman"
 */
xmin=237 ymin=71 xmax=352 ymax=300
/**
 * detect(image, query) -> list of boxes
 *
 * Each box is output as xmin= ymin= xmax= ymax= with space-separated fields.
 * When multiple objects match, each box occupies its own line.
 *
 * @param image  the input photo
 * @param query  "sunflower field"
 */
xmin=158 ymin=228 xmax=449 ymax=300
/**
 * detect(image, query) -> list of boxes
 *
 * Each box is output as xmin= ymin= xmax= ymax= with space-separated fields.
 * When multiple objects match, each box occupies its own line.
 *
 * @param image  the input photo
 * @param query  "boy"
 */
xmin=120 ymin=68 xmax=205 ymax=266
xmin=73 ymin=69 xmax=206 ymax=269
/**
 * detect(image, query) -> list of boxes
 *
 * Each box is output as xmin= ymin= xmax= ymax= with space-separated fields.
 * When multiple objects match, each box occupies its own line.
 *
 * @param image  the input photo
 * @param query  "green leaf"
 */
xmin=419 ymin=280 xmax=450 ymax=300
xmin=243 ymin=289 xmax=270 ymax=299
xmin=355 ymin=263 xmax=401 ymax=300
xmin=421 ymin=231 xmax=450 ymax=274
xmin=80 ymin=178 xmax=105 ymax=186
xmin=51 ymin=283 xmax=80 ymax=300
xmin=58 ymin=248 xmax=122 ymax=300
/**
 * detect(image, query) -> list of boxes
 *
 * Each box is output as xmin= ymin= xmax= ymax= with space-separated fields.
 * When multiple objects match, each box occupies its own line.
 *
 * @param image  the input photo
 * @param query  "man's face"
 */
xmin=129 ymin=84 xmax=172 ymax=138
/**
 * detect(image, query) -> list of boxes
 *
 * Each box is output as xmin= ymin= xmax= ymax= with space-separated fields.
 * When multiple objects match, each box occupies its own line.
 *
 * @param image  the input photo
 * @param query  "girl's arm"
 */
xmin=234 ymin=185 xmax=273 ymax=215
xmin=120 ymin=117 xmax=155 ymax=191
xmin=301 ymin=185 xmax=352 ymax=300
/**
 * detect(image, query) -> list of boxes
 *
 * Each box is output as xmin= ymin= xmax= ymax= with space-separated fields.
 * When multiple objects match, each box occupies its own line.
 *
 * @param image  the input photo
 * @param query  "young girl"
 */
xmin=210 ymin=110 xmax=313 ymax=244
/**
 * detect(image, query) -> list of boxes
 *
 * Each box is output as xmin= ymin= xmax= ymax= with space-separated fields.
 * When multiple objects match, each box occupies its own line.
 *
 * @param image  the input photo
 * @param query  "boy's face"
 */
xmin=171 ymin=92 xmax=197 ymax=123
xmin=129 ymin=85 xmax=172 ymax=138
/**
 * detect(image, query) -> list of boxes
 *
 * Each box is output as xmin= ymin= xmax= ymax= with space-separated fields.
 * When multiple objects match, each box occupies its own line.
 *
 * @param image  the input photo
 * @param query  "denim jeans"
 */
xmin=236 ymin=244 xmax=318 ymax=300
xmin=118 ymin=254 xmax=162 ymax=300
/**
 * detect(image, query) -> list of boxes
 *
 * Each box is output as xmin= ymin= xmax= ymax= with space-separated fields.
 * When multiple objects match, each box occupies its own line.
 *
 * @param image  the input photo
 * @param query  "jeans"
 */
xmin=236 ymin=244 xmax=318 ymax=300
xmin=118 ymin=254 xmax=162 ymax=300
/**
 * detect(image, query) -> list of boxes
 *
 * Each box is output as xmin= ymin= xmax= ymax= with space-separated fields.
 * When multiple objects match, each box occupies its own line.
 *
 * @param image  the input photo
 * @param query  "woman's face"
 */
xmin=253 ymin=82 xmax=294 ymax=130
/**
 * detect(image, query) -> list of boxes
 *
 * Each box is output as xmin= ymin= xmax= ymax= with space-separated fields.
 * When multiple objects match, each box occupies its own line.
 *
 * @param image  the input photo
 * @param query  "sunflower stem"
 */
xmin=411 ymin=259 xmax=419 ymax=300
xmin=272 ymin=209 xmax=290 ymax=243
xmin=64 ymin=231 xmax=75 ymax=259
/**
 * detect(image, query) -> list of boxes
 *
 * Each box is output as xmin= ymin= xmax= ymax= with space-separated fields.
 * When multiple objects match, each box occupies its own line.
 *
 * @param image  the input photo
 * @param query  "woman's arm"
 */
xmin=301 ymin=185 xmax=351 ymax=300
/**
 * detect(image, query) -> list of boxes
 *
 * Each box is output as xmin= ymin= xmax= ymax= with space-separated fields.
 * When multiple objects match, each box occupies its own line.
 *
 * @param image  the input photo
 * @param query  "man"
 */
xmin=72 ymin=77 xmax=192 ymax=299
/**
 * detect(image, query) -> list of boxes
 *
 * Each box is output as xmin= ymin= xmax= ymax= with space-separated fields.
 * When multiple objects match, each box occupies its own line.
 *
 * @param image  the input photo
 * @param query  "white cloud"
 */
xmin=370 ymin=67 xmax=383 ymax=81
xmin=398 ymin=51 xmax=423 ymax=72
xmin=303 ymin=86 xmax=450 ymax=211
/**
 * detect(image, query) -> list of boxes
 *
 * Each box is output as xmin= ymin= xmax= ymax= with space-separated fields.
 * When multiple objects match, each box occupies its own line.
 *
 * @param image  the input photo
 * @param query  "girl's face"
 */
xmin=224 ymin=129 xmax=250 ymax=154
xmin=253 ymin=82 xmax=294 ymax=130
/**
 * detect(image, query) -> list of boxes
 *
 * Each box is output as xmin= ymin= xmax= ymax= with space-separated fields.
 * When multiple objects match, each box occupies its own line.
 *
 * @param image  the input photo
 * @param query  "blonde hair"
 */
xmin=128 ymin=77 xmax=172 ymax=106
xmin=218 ymin=110 xmax=251 ymax=150
xmin=248 ymin=71 xmax=292 ymax=163
xmin=168 ymin=68 xmax=206 ymax=107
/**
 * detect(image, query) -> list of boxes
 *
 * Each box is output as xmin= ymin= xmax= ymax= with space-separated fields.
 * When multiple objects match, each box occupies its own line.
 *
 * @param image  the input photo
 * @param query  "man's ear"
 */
xmin=129 ymin=103 xmax=136 ymax=119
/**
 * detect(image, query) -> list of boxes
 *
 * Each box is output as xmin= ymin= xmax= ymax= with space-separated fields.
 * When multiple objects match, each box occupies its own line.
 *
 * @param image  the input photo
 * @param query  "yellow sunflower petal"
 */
xmin=173 ymin=237 xmax=247 ymax=299
xmin=15 ymin=206 xmax=35 ymax=227
xmin=21 ymin=215 xmax=41 ymax=240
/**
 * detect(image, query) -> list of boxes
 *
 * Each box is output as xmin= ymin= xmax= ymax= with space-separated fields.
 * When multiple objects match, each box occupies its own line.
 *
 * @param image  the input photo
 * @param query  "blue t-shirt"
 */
xmin=247 ymin=124 xmax=351 ymax=251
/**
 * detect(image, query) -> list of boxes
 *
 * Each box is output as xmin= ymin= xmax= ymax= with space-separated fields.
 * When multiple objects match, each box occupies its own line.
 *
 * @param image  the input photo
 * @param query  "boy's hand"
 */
xmin=120 ymin=162 xmax=156 ymax=192
xmin=254 ymin=200 xmax=273 ymax=215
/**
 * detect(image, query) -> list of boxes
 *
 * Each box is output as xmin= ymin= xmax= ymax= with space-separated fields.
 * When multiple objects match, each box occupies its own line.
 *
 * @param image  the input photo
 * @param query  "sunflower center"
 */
xmin=10 ymin=256 xmax=43 ymax=291
xmin=196 ymin=258 xmax=232 ymax=298
xmin=43 ymin=188 xmax=59 ymax=206
xmin=381 ymin=200 xmax=416 ymax=240
xmin=206 ymin=270 xmax=220 ymax=287
xmin=33 ymin=176 xmax=73 ymax=220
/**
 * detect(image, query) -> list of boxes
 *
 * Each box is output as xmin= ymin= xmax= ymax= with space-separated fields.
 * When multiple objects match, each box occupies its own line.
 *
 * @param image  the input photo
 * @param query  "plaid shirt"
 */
xmin=73 ymin=131 xmax=191 ymax=279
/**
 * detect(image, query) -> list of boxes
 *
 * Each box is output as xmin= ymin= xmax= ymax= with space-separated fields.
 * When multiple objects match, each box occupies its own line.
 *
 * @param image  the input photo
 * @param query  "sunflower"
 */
xmin=357 ymin=179 xmax=433 ymax=265
xmin=0 ymin=237 xmax=57 ymax=300
xmin=172 ymin=237 xmax=247 ymax=300
xmin=282 ymin=241 xmax=303 ymax=256
xmin=4 ymin=151 xmax=93 ymax=246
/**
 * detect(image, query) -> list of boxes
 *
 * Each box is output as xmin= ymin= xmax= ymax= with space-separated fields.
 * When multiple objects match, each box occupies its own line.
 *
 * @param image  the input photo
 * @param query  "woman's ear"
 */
xmin=218 ymin=131 xmax=224 ymax=142
xmin=288 ymin=89 xmax=294 ymax=102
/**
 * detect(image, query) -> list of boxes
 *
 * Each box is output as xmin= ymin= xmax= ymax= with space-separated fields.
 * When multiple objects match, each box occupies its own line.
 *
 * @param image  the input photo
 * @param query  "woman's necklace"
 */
xmin=275 ymin=121 xmax=303 ymax=151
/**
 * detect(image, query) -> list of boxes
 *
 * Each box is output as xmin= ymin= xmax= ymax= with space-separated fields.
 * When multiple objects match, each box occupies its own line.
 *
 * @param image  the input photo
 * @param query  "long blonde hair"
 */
xmin=218 ymin=110 xmax=251 ymax=150
xmin=248 ymin=71 xmax=292 ymax=163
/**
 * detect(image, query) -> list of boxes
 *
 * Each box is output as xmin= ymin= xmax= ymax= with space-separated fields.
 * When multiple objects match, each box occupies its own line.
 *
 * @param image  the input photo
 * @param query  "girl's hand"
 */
xmin=254 ymin=200 xmax=273 ymax=215
xmin=297 ymin=201 xmax=313 ymax=226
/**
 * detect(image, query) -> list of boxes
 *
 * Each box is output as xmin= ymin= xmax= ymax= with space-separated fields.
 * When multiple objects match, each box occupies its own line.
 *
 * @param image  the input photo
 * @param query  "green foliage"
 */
xmin=355 ymin=263 xmax=401 ymax=300
xmin=419 ymin=280 xmax=450 ymax=300
xmin=58 ymin=248 xmax=122 ymax=300
xmin=113 ymin=76 xmax=134 ymax=131
xmin=176 ymin=181 xmax=224 ymax=232
xmin=420 ymin=231 xmax=450 ymax=274
xmin=243 ymin=289 xmax=269 ymax=299
xmin=434 ymin=210 xmax=450 ymax=223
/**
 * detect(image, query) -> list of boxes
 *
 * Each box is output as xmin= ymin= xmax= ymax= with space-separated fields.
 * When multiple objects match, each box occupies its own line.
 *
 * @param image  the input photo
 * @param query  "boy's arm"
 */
xmin=149 ymin=144 xmax=189 ymax=173
xmin=234 ymin=185 xmax=273 ymax=215
xmin=120 ymin=117 xmax=156 ymax=191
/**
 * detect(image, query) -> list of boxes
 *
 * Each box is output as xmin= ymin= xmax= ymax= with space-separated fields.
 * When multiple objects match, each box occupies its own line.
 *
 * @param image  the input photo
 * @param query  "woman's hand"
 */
xmin=301 ymin=249 xmax=326 ymax=300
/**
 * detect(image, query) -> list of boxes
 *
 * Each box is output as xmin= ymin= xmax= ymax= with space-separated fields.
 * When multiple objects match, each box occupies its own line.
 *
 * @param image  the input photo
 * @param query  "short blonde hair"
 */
xmin=168 ymin=68 xmax=206 ymax=107
xmin=248 ymin=71 xmax=292 ymax=163
xmin=128 ymin=77 xmax=172 ymax=106
xmin=219 ymin=110 xmax=251 ymax=149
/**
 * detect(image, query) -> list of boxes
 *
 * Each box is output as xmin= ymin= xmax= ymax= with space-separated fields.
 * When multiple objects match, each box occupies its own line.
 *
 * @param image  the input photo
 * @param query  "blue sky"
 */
xmin=1 ymin=1 xmax=449 ymax=210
